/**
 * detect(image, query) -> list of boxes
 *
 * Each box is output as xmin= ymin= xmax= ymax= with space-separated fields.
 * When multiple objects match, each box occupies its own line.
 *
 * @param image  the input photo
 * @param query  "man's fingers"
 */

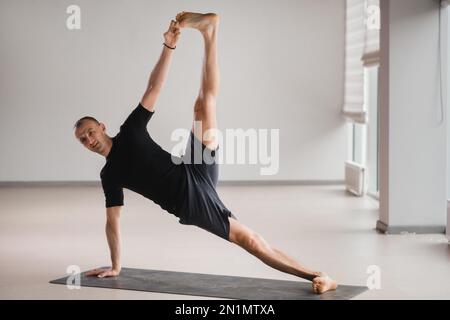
xmin=167 ymin=20 xmax=175 ymax=31
xmin=85 ymin=268 xmax=103 ymax=276
xmin=85 ymin=269 xmax=98 ymax=276
xmin=98 ymin=270 xmax=110 ymax=278
xmin=98 ymin=270 xmax=117 ymax=278
xmin=85 ymin=267 xmax=120 ymax=278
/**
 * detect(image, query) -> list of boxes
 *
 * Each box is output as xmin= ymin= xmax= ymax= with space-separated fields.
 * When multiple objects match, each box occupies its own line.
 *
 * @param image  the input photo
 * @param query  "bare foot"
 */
xmin=312 ymin=274 xmax=338 ymax=294
xmin=175 ymin=11 xmax=219 ymax=34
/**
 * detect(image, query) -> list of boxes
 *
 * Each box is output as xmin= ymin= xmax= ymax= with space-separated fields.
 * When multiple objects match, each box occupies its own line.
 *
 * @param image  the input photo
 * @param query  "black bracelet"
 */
xmin=163 ymin=43 xmax=176 ymax=50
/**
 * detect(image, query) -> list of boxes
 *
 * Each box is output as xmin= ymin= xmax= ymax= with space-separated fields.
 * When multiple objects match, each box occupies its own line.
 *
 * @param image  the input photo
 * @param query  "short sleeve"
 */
xmin=101 ymin=178 xmax=124 ymax=208
xmin=120 ymin=103 xmax=155 ymax=134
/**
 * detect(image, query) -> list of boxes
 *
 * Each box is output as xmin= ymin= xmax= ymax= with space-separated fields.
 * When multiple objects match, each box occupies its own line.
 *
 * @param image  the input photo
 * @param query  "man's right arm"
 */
xmin=85 ymin=206 xmax=123 ymax=278
xmin=105 ymin=206 xmax=122 ymax=273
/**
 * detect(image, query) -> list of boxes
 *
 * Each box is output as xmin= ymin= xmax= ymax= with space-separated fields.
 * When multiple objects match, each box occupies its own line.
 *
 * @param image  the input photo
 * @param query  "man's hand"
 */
xmin=163 ymin=20 xmax=181 ymax=48
xmin=85 ymin=267 xmax=121 ymax=278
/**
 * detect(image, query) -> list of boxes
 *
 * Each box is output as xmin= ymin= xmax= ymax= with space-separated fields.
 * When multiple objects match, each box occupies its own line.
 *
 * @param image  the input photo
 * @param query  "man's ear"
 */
xmin=99 ymin=123 xmax=106 ymax=132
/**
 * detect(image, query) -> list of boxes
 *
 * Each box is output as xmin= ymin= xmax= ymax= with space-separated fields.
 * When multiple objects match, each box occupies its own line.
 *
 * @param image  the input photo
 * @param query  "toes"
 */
xmin=313 ymin=278 xmax=327 ymax=294
xmin=176 ymin=11 xmax=186 ymax=21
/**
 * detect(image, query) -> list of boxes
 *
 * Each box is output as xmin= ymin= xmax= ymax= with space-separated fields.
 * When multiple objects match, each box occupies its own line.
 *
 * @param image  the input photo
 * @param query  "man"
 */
xmin=74 ymin=12 xmax=337 ymax=294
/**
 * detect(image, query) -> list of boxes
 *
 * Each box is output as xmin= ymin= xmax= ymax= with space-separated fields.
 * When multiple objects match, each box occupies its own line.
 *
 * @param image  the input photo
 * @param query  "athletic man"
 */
xmin=74 ymin=12 xmax=337 ymax=294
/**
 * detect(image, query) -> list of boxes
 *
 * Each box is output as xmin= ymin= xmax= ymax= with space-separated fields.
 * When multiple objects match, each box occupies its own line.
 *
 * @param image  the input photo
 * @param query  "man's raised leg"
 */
xmin=176 ymin=12 xmax=220 ymax=150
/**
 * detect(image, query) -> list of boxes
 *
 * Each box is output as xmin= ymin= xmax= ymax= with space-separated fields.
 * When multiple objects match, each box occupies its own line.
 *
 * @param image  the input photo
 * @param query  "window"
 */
xmin=348 ymin=66 xmax=379 ymax=198
xmin=366 ymin=66 xmax=379 ymax=197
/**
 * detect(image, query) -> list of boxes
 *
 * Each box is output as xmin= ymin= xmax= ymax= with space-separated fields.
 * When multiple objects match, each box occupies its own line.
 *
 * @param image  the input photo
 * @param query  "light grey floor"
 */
xmin=0 ymin=184 xmax=449 ymax=299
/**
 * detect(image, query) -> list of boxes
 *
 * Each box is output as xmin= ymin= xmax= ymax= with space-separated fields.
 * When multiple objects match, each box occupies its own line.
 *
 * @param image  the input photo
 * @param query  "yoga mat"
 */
xmin=50 ymin=267 xmax=367 ymax=300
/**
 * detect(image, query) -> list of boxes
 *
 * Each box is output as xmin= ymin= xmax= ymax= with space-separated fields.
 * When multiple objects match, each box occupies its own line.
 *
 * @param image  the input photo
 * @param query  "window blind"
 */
xmin=343 ymin=0 xmax=367 ymax=124
xmin=362 ymin=0 xmax=380 ymax=66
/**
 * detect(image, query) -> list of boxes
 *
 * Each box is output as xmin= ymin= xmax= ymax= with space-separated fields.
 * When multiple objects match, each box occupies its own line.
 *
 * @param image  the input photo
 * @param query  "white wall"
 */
xmin=378 ymin=0 xmax=447 ymax=231
xmin=446 ymin=3 xmax=450 ymax=239
xmin=0 ymin=0 xmax=346 ymax=182
xmin=446 ymin=4 xmax=450 ymax=201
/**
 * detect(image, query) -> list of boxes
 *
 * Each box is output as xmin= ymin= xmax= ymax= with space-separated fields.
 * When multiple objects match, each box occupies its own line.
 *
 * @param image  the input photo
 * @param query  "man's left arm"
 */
xmin=141 ymin=20 xmax=181 ymax=112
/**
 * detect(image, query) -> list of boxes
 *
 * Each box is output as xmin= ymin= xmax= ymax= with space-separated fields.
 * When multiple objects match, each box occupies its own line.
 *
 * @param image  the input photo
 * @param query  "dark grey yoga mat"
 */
xmin=50 ymin=267 xmax=367 ymax=300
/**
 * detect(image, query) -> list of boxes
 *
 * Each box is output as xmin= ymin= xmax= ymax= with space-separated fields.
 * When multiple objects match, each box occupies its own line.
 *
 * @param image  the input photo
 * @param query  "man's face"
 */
xmin=74 ymin=120 xmax=108 ymax=155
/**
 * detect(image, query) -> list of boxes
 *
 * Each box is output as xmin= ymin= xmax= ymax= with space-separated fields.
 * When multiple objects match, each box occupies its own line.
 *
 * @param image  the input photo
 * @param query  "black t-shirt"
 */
xmin=100 ymin=103 xmax=186 ymax=216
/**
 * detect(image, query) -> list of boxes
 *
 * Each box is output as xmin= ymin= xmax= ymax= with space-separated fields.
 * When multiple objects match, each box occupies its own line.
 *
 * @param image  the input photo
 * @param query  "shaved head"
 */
xmin=74 ymin=116 xmax=100 ymax=130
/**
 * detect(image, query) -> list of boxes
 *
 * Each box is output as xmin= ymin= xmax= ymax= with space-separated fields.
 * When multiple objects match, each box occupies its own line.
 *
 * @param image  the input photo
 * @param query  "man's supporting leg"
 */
xmin=228 ymin=217 xmax=338 ymax=293
xmin=228 ymin=218 xmax=320 ymax=281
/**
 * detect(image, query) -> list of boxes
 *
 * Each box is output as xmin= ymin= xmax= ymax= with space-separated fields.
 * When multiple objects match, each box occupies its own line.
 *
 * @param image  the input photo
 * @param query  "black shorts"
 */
xmin=178 ymin=130 xmax=237 ymax=241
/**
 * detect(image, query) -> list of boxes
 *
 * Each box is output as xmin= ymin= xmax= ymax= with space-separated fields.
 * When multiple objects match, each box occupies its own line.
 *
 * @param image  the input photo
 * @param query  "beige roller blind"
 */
xmin=362 ymin=0 xmax=380 ymax=66
xmin=343 ymin=0 xmax=367 ymax=124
